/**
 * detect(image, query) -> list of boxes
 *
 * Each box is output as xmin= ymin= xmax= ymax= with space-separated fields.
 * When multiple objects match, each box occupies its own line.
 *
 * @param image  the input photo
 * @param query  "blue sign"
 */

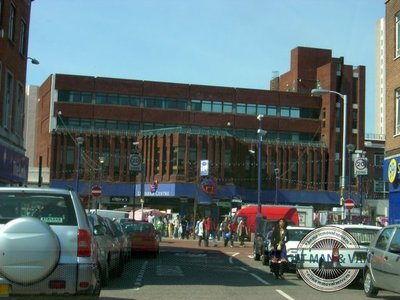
xmin=0 ymin=143 xmax=28 ymax=184
xmin=200 ymin=160 xmax=209 ymax=176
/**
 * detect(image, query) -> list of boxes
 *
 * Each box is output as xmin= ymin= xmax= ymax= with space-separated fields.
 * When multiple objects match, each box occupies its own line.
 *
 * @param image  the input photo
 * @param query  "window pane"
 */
xmin=120 ymin=95 xmax=130 ymax=105
xmin=108 ymin=94 xmax=119 ymax=105
xmin=257 ymin=104 xmax=267 ymax=115
xmin=96 ymin=93 xmax=107 ymax=104
xmin=247 ymin=104 xmax=256 ymax=115
xmin=213 ymin=101 xmax=222 ymax=113
xmin=95 ymin=120 xmax=106 ymax=129
xmin=202 ymin=100 xmax=212 ymax=112
xmin=291 ymin=107 xmax=300 ymax=118
xmin=81 ymin=92 xmax=92 ymax=103
xmin=71 ymin=92 xmax=81 ymax=103
xmin=396 ymin=89 xmax=400 ymax=134
xmin=223 ymin=102 xmax=233 ymax=113
xmin=191 ymin=100 xmax=202 ymax=111
xmin=80 ymin=119 xmax=91 ymax=129
xmin=130 ymin=96 xmax=141 ymax=107
xmin=281 ymin=107 xmax=290 ymax=117
xmin=237 ymin=103 xmax=246 ymax=114
xmin=267 ymin=105 xmax=277 ymax=116
xmin=106 ymin=120 xmax=117 ymax=130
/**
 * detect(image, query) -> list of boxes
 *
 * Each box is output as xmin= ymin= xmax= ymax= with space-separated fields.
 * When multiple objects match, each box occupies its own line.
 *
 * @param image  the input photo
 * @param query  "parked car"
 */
xmin=113 ymin=219 xmax=132 ymax=262
xmin=102 ymin=217 xmax=126 ymax=275
xmin=282 ymin=226 xmax=314 ymax=272
xmin=87 ymin=213 xmax=122 ymax=286
xmin=121 ymin=220 xmax=159 ymax=257
xmin=364 ymin=224 xmax=400 ymax=297
xmin=0 ymin=187 xmax=100 ymax=299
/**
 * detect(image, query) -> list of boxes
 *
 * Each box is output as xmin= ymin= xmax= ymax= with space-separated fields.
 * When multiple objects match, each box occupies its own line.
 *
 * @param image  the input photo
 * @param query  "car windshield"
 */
xmin=122 ymin=222 xmax=153 ymax=234
xmin=345 ymin=228 xmax=380 ymax=246
xmin=288 ymin=229 xmax=312 ymax=242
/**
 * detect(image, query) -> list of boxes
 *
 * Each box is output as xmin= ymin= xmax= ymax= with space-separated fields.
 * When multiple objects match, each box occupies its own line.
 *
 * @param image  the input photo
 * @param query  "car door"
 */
xmin=383 ymin=227 xmax=400 ymax=293
xmin=369 ymin=227 xmax=395 ymax=288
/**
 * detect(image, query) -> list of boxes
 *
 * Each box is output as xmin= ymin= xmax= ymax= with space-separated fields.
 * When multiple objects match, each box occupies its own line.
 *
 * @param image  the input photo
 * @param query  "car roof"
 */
xmin=328 ymin=224 xmax=382 ymax=230
xmin=287 ymin=226 xmax=314 ymax=230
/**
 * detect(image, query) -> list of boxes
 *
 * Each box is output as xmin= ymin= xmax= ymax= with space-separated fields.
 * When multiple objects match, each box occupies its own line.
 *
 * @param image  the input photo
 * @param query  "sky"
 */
xmin=26 ymin=0 xmax=385 ymax=134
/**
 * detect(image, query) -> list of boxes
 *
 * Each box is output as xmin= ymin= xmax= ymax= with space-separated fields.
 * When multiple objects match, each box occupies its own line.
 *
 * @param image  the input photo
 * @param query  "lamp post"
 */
xmin=97 ymin=156 xmax=104 ymax=213
xmin=311 ymin=88 xmax=348 ymax=221
xmin=27 ymin=57 xmax=40 ymax=65
xmin=274 ymin=168 xmax=280 ymax=205
xmin=75 ymin=136 xmax=84 ymax=197
xmin=346 ymin=144 xmax=355 ymax=224
xmin=256 ymin=114 xmax=266 ymax=231
xmin=130 ymin=142 xmax=141 ymax=217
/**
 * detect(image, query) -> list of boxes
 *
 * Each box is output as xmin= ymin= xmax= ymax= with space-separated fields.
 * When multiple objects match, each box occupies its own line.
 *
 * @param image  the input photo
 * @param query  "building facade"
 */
xmin=0 ymin=0 xmax=33 ymax=186
xmin=384 ymin=0 xmax=400 ymax=224
xmin=375 ymin=17 xmax=386 ymax=136
xmin=31 ymin=47 xmax=366 ymax=220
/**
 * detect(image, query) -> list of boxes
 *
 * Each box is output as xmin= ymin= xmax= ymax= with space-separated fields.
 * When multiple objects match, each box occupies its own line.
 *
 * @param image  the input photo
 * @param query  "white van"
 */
xmin=89 ymin=209 xmax=129 ymax=220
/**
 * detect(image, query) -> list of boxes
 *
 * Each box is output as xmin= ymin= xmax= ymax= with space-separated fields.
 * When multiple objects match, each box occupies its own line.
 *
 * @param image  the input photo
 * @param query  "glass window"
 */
xmin=247 ymin=104 xmax=256 ymax=115
xmin=202 ymin=100 xmax=212 ymax=112
xmin=106 ymin=120 xmax=117 ymax=130
xmin=58 ymin=90 xmax=70 ymax=102
xmin=257 ymin=104 xmax=267 ymax=116
xmin=70 ymin=92 xmax=81 ymax=103
xmin=81 ymin=92 xmax=92 ymax=103
xmin=389 ymin=229 xmax=400 ymax=253
xmin=213 ymin=101 xmax=222 ymax=113
xmin=396 ymin=12 xmax=400 ymax=57
xmin=223 ymin=102 xmax=233 ymax=113
xmin=281 ymin=106 xmax=290 ymax=117
xmin=96 ymin=93 xmax=107 ymax=104
xmin=396 ymin=89 xmax=400 ymax=135
xmin=95 ymin=120 xmax=106 ymax=129
xmin=144 ymin=97 xmax=163 ymax=108
xmin=129 ymin=122 xmax=140 ymax=131
xmin=3 ymin=71 xmax=13 ymax=129
xmin=191 ymin=100 xmax=202 ymax=111
xmin=68 ymin=118 xmax=80 ymax=128
xmin=8 ymin=4 xmax=15 ymax=41
xmin=291 ymin=107 xmax=300 ymax=118
xmin=375 ymin=228 xmax=395 ymax=250
xmin=130 ymin=96 xmax=141 ymax=107
xmin=120 ymin=95 xmax=130 ymax=105
xmin=237 ymin=103 xmax=246 ymax=114
xmin=80 ymin=119 xmax=91 ymax=129
xmin=108 ymin=94 xmax=119 ymax=105
xmin=267 ymin=105 xmax=277 ymax=116
xmin=19 ymin=20 xmax=26 ymax=55
xmin=374 ymin=154 xmax=384 ymax=166
xmin=15 ymin=83 xmax=24 ymax=137
xmin=118 ymin=121 xmax=129 ymax=130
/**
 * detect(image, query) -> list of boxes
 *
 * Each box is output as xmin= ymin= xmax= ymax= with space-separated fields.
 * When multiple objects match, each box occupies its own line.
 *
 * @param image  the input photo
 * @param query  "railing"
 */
xmin=365 ymin=133 xmax=385 ymax=141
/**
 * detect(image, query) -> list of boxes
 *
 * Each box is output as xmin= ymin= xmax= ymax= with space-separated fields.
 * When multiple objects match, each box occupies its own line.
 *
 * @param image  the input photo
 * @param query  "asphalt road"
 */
xmin=99 ymin=237 xmax=400 ymax=300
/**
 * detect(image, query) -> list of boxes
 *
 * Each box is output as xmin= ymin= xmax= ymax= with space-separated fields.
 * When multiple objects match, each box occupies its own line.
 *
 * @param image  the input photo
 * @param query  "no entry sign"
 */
xmin=91 ymin=185 xmax=102 ymax=197
xmin=344 ymin=198 xmax=355 ymax=210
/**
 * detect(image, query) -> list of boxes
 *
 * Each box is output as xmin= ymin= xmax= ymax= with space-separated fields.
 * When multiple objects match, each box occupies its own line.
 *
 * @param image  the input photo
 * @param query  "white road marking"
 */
xmin=156 ymin=265 xmax=184 ymax=276
xmin=276 ymin=289 xmax=295 ymax=300
xmin=250 ymin=272 xmax=271 ymax=285
xmin=133 ymin=261 xmax=148 ymax=287
xmin=240 ymin=266 xmax=248 ymax=271
xmin=228 ymin=252 xmax=240 ymax=264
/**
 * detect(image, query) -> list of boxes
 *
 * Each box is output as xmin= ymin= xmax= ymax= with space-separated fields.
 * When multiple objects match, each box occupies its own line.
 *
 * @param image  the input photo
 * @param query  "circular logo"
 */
xmin=388 ymin=158 xmax=397 ymax=183
xmin=296 ymin=226 xmax=360 ymax=292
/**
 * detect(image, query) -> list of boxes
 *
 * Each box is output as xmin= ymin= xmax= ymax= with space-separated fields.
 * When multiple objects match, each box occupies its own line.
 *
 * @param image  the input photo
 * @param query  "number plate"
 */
xmin=0 ymin=284 xmax=9 ymax=296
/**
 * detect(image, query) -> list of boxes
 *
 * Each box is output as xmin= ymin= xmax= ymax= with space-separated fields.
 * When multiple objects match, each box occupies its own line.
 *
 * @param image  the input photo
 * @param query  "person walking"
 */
xmin=270 ymin=218 xmax=288 ymax=279
xmin=223 ymin=221 xmax=234 ymax=247
xmin=237 ymin=219 xmax=248 ymax=247
xmin=196 ymin=217 xmax=206 ymax=246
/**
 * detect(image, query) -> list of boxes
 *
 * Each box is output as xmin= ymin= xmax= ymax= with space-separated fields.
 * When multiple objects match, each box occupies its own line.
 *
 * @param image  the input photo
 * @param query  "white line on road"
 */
xmin=228 ymin=252 xmax=240 ymax=264
xmin=134 ymin=261 xmax=148 ymax=288
xmin=239 ymin=266 xmax=248 ymax=271
xmin=250 ymin=273 xmax=270 ymax=285
xmin=276 ymin=289 xmax=295 ymax=300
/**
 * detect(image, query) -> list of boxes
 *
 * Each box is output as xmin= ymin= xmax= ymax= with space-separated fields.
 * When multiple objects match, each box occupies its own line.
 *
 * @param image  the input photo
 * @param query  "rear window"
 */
xmin=0 ymin=192 xmax=77 ymax=226
xmin=288 ymin=229 xmax=313 ymax=241
xmin=122 ymin=222 xmax=153 ymax=233
xmin=345 ymin=228 xmax=380 ymax=247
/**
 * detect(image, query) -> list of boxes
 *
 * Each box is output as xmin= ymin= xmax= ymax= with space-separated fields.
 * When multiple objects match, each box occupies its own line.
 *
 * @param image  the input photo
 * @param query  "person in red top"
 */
xmin=204 ymin=217 xmax=210 ymax=246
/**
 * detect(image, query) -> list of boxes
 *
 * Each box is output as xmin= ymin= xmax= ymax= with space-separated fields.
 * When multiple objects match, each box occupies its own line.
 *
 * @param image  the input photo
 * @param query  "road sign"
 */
xmin=354 ymin=157 xmax=368 ymax=176
xmin=344 ymin=198 xmax=355 ymax=211
xmin=91 ymin=185 xmax=102 ymax=197
xmin=129 ymin=152 xmax=142 ymax=172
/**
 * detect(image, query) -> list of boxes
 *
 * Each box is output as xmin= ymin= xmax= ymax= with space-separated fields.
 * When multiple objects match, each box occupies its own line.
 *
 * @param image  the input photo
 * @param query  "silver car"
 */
xmin=364 ymin=224 xmax=400 ymax=297
xmin=0 ymin=187 xmax=101 ymax=299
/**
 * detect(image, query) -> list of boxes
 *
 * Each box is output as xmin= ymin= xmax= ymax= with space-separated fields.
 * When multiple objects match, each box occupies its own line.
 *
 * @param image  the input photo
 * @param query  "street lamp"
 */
xmin=27 ymin=57 xmax=40 ymax=65
xmin=97 ymin=156 xmax=105 ymax=213
xmin=346 ymin=144 xmax=355 ymax=224
xmin=311 ymin=88 xmax=348 ymax=221
xmin=256 ymin=114 xmax=266 ymax=231
xmin=75 ymin=136 xmax=84 ymax=197
xmin=274 ymin=168 xmax=280 ymax=205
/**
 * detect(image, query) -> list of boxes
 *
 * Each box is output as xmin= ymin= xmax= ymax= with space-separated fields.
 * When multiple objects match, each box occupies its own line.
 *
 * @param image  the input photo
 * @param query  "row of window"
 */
xmin=396 ymin=89 xmax=400 ymax=135
xmin=0 ymin=0 xmax=28 ymax=57
xmin=57 ymin=117 xmax=320 ymax=143
xmin=1 ymin=65 xmax=24 ymax=137
xmin=57 ymin=90 xmax=320 ymax=119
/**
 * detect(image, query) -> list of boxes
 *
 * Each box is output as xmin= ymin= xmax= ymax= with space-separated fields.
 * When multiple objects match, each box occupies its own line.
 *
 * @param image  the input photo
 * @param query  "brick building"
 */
xmin=32 ymin=46 xmax=366 ymax=219
xmin=383 ymin=0 xmax=400 ymax=224
xmin=0 ymin=0 xmax=34 ymax=185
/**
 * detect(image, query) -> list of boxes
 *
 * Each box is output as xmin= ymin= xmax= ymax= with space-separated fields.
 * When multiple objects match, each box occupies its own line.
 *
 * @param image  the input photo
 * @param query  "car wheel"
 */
xmin=364 ymin=269 xmax=379 ymax=297
xmin=115 ymin=254 xmax=124 ymax=277
xmin=0 ymin=217 xmax=60 ymax=285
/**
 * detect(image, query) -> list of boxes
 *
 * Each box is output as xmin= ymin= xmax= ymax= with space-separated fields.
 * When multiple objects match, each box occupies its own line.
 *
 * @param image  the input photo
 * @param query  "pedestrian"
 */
xmin=209 ymin=217 xmax=217 ymax=247
xmin=180 ymin=216 xmax=188 ymax=240
xmin=196 ymin=217 xmax=206 ymax=246
xmin=270 ymin=218 xmax=288 ymax=279
xmin=218 ymin=216 xmax=228 ymax=241
xmin=223 ymin=221 xmax=234 ymax=247
xmin=147 ymin=211 xmax=155 ymax=225
xmin=237 ymin=219 xmax=248 ymax=247
xmin=173 ymin=216 xmax=180 ymax=238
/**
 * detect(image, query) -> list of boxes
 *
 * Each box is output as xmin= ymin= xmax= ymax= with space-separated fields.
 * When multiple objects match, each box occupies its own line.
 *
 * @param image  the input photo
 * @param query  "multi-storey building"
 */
xmin=0 ymin=0 xmax=34 ymax=186
xmin=375 ymin=17 xmax=386 ymax=136
xmin=31 ymin=46 xmax=366 ymax=220
xmin=384 ymin=0 xmax=400 ymax=224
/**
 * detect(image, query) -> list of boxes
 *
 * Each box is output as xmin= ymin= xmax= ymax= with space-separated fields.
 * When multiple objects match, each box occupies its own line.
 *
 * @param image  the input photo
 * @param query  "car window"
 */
xmin=0 ymin=192 xmax=77 ymax=226
xmin=344 ymin=228 xmax=380 ymax=246
xmin=123 ymin=222 xmax=153 ymax=233
xmin=288 ymin=229 xmax=312 ymax=242
xmin=375 ymin=228 xmax=395 ymax=250
xmin=388 ymin=228 xmax=400 ymax=253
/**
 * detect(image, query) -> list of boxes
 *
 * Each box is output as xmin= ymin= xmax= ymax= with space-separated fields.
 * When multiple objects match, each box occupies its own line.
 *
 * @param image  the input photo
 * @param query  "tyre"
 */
xmin=364 ymin=269 xmax=379 ymax=297
xmin=253 ymin=244 xmax=260 ymax=261
xmin=261 ymin=253 xmax=268 ymax=265
xmin=100 ymin=261 xmax=109 ymax=287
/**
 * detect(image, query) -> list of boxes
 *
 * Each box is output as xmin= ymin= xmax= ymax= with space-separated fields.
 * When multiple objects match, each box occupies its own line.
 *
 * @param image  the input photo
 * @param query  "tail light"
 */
xmin=332 ymin=247 xmax=339 ymax=267
xmin=77 ymin=229 xmax=92 ymax=257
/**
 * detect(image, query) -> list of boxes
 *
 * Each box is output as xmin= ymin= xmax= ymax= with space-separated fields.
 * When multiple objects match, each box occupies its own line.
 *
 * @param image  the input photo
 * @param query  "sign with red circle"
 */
xmin=91 ymin=185 xmax=102 ymax=197
xmin=344 ymin=198 xmax=355 ymax=210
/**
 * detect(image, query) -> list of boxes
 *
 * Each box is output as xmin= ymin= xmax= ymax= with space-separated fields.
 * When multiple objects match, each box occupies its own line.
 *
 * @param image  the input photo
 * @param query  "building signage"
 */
xmin=0 ymin=143 xmax=28 ymax=184
xmin=354 ymin=157 xmax=368 ymax=176
xmin=384 ymin=155 xmax=400 ymax=187
xmin=110 ymin=196 xmax=129 ymax=203
xmin=200 ymin=160 xmax=209 ymax=176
